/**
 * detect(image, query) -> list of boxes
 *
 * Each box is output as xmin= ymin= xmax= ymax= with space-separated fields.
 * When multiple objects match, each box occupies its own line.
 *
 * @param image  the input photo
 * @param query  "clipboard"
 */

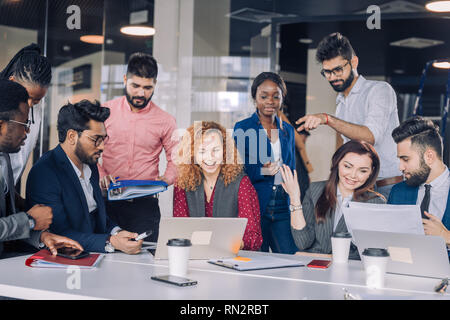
xmin=208 ymin=255 xmax=304 ymax=271
xmin=108 ymin=179 xmax=168 ymax=201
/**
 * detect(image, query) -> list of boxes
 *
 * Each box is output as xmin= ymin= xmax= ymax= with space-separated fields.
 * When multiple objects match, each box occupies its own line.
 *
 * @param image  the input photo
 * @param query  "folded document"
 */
xmin=343 ymin=202 xmax=424 ymax=235
xmin=108 ymin=179 xmax=168 ymax=201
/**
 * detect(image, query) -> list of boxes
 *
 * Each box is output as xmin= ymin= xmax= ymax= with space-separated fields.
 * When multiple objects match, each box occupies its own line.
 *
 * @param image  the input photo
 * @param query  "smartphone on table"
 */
xmin=151 ymin=275 xmax=197 ymax=287
xmin=50 ymin=246 xmax=90 ymax=260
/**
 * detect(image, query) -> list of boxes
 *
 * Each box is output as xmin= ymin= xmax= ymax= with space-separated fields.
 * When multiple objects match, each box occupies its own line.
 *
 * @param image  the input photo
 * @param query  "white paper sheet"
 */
xmin=343 ymin=202 xmax=424 ymax=236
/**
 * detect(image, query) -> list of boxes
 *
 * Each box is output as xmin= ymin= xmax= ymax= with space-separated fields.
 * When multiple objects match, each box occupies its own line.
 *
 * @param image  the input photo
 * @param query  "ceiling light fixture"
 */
xmin=432 ymin=60 xmax=450 ymax=69
xmin=120 ymin=26 xmax=155 ymax=36
xmin=80 ymin=35 xmax=104 ymax=44
xmin=425 ymin=1 xmax=450 ymax=12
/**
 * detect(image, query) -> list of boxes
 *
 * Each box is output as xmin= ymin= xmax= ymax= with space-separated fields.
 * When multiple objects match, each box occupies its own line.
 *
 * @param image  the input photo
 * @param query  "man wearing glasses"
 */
xmin=296 ymin=32 xmax=401 ymax=198
xmin=0 ymin=79 xmax=83 ymax=258
xmin=26 ymin=100 xmax=143 ymax=254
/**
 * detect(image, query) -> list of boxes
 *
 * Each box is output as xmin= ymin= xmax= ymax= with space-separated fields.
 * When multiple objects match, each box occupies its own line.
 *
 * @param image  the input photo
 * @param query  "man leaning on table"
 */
xmin=26 ymin=100 xmax=143 ymax=254
xmin=388 ymin=117 xmax=450 ymax=254
xmin=0 ymin=79 xmax=82 ymax=258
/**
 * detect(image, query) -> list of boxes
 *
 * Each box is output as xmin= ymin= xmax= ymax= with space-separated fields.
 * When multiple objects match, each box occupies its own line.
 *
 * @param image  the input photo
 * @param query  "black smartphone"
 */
xmin=151 ymin=275 xmax=197 ymax=287
xmin=307 ymin=259 xmax=332 ymax=269
xmin=52 ymin=247 xmax=90 ymax=260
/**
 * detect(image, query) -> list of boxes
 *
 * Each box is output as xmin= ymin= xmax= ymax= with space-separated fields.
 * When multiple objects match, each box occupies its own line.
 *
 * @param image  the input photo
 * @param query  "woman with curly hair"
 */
xmin=173 ymin=121 xmax=262 ymax=251
xmin=233 ymin=72 xmax=298 ymax=254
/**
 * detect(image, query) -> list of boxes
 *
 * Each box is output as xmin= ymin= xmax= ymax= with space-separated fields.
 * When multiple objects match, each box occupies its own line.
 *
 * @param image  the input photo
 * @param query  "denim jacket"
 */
xmin=233 ymin=111 xmax=296 ymax=215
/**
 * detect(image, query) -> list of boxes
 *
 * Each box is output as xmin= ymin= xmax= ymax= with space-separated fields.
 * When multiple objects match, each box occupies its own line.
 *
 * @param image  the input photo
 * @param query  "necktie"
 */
xmin=0 ymin=153 xmax=16 ymax=215
xmin=420 ymin=184 xmax=431 ymax=219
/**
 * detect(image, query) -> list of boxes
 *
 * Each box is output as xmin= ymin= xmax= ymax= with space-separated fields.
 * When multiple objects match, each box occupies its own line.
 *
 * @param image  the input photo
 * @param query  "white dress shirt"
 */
xmin=66 ymin=155 xmax=122 ymax=236
xmin=270 ymin=138 xmax=283 ymax=185
xmin=335 ymin=75 xmax=401 ymax=179
xmin=67 ymin=156 xmax=98 ymax=213
xmin=334 ymin=187 xmax=353 ymax=232
xmin=10 ymin=104 xmax=42 ymax=185
xmin=416 ymin=167 xmax=450 ymax=221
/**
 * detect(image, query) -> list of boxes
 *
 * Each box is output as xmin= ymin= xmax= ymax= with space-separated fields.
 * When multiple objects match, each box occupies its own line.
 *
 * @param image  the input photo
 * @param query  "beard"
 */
xmin=75 ymin=141 xmax=101 ymax=166
xmin=329 ymin=71 xmax=355 ymax=92
xmin=0 ymin=129 xmax=25 ymax=154
xmin=404 ymin=158 xmax=431 ymax=187
xmin=125 ymin=89 xmax=153 ymax=109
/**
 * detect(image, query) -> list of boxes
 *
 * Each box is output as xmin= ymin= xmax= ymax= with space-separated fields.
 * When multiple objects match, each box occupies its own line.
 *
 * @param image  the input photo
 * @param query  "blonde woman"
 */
xmin=173 ymin=121 xmax=262 ymax=251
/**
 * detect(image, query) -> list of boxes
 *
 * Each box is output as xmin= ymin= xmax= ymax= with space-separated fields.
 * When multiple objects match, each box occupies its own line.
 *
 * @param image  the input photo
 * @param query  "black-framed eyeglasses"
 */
xmin=320 ymin=61 xmax=350 ymax=78
xmin=83 ymin=133 xmax=109 ymax=147
xmin=8 ymin=119 xmax=31 ymax=132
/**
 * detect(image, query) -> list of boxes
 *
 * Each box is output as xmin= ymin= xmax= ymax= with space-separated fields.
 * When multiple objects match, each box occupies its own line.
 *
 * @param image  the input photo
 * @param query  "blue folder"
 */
xmin=107 ymin=179 xmax=168 ymax=201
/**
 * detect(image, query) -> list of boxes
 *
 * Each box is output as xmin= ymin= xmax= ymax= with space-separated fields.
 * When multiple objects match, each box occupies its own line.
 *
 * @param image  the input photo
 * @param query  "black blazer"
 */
xmin=26 ymin=145 xmax=117 ymax=252
xmin=291 ymin=181 xmax=385 ymax=259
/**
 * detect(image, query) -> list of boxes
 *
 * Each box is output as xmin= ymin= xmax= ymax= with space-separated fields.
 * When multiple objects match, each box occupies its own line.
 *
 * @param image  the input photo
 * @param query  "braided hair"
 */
xmin=0 ymin=43 xmax=52 ymax=87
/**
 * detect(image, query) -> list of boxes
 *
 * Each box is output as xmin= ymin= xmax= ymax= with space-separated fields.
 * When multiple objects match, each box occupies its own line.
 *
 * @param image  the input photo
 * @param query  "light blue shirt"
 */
xmin=336 ymin=75 xmax=401 ymax=179
xmin=416 ymin=167 xmax=450 ymax=221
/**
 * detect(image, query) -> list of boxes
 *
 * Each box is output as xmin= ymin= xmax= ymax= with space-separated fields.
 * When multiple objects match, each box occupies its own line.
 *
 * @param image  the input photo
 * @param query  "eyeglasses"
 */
xmin=320 ymin=61 xmax=350 ymax=78
xmin=83 ymin=133 xmax=109 ymax=147
xmin=8 ymin=119 xmax=31 ymax=132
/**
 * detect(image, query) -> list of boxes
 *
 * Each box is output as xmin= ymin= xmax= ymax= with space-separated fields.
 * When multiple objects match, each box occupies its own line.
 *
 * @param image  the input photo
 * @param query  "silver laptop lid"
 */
xmin=353 ymin=229 xmax=450 ymax=279
xmin=154 ymin=217 xmax=248 ymax=260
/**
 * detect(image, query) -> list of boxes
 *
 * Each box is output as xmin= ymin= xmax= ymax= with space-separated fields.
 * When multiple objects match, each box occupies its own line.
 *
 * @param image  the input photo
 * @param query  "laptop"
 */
xmin=152 ymin=217 xmax=248 ymax=260
xmin=353 ymin=229 xmax=450 ymax=279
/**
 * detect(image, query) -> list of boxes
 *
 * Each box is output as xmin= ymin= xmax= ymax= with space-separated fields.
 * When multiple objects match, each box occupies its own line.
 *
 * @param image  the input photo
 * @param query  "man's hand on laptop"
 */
xmin=110 ymin=230 xmax=143 ymax=254
xmin=423 ymin=211 xmax=450 ymax=244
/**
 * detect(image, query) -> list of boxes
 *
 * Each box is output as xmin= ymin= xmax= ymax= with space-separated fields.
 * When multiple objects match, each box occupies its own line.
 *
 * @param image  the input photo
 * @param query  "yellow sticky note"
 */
xmin=387 ymin=246 xmax=413 ymax=264
xmin=234 ymin=256 xmax=252 ymax=262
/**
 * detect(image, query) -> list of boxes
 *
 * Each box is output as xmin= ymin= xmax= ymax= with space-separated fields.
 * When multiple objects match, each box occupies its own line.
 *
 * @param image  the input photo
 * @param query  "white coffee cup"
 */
xmin=331 ymin=232 xmax=352 ymax=263
xmin=361 ymin=248 xmax=390 ymax=289
xmin=167 ymin=238 xmax=192 ymax=277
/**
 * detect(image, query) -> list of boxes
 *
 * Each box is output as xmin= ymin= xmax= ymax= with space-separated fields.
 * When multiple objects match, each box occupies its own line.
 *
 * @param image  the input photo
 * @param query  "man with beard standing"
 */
xmin=26 ymin=100 xmax=143 ymax=254
xmin=389 ymin=117 xmax=450 ymax=241
xmin=295 ymin=32 xmax=401 ymax=199
xmin=98 ymin=53 xmax=177 ymax=242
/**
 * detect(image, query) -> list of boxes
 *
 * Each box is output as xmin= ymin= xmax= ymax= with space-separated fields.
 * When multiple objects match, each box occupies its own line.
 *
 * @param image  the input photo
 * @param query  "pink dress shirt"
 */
xmin=98 ymin=96 xmax=178 ymax=184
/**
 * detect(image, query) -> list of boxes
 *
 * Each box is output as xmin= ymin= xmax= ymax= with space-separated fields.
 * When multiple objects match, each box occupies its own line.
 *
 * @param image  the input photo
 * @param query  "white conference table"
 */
xmin=0 ymin=249 xmax=448 ymax=300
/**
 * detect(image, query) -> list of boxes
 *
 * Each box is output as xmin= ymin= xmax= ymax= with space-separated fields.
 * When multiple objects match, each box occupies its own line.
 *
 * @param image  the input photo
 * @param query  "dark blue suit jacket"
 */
xmin=233 ymin=112 xmax=296 ymax=215
xmin=388 ymin=181 xmax=450 ymax=231
xmin=26 ymin=145 xmax=117 ymax=253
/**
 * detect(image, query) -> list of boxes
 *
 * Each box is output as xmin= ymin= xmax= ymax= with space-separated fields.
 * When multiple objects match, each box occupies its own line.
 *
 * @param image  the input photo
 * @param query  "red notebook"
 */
xmin=25 ymin=249 xmax=104 ymax=269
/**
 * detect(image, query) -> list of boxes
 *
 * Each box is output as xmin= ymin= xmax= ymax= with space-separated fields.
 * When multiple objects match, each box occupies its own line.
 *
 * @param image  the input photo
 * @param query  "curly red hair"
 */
xmin=174 ymin=121 xmax=243 ymax=191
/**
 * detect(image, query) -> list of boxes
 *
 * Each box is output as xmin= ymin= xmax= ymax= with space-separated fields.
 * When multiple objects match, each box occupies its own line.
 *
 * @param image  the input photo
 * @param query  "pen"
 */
xmin=434 ymin=278 xmax=448 ymax=293
xmin=132 ymin=230 xmax=153 ymax=241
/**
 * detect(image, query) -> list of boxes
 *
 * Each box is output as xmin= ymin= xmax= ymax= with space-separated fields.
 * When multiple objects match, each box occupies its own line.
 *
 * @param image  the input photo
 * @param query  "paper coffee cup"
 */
xmin=362 ymin=248 xmax=390 ymax=289
xmin=167 ymin=238 xmax=192 ymax=277
xmin=331 ymin=232 xmax=352 ymax=263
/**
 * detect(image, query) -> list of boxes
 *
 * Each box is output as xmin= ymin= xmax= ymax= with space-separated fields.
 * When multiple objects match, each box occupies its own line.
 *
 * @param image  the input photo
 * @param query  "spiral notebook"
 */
xmin=25 ymin=250 xmax=104 ymax=269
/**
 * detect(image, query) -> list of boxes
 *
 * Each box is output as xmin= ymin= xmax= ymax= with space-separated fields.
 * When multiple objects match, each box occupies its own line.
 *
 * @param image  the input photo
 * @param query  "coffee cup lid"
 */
xmin=167 ymin=238 xmax=192 ymax=247
xmin=362 ymin=248 xmax=389 ymax=257
xmin=332 ymin=232 xmax=352 ymax=238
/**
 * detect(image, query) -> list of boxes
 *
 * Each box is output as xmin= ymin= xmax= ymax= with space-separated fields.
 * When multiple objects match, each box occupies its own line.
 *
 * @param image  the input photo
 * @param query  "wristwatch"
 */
xmin=289 ymin=204 xmax=302 ymax=212
xmin=105 ymin=235 xmax=115 ymax=253
xmin=26 ymin=213 xmax=36 ymax=230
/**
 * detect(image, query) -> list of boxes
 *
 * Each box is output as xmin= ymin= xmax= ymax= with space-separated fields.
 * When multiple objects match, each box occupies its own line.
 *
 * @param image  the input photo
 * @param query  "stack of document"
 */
xmin=25 ymin=250 xmax=104 ymax=269
xmin=108 ymin=180 xmax=168 ymax=201
xmin=342 ymin=202 xmax=424 ymax=235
